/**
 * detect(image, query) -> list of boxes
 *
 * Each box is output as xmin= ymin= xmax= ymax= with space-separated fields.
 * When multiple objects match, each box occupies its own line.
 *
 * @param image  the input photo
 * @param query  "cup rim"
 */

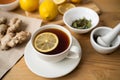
xmin=31 ymin=24 xmax=73 ymax=57
xmin=91 ymin=26 xmax=120 ymax=49
xmin=0 ymin=0 xmax=19 ymax=6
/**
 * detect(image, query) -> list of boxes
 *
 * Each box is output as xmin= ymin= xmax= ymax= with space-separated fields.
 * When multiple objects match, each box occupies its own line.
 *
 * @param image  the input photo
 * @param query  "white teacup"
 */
xmin=30 ymin=24 xmax=80 ymax=63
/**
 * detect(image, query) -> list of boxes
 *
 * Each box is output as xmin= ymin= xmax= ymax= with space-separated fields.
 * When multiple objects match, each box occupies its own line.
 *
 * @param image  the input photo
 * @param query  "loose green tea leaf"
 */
xmin=71 ymin=17 xmax=92 ymax=29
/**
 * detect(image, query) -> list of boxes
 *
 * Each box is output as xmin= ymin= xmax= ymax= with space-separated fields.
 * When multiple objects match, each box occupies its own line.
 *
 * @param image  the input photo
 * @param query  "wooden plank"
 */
xmin=16 ymin=1 xmax=101 ymax=26
xmin=3 ymin=1 xmax=120 ymax=80
xmin=22 ymin=1 xmax=101 ymax=19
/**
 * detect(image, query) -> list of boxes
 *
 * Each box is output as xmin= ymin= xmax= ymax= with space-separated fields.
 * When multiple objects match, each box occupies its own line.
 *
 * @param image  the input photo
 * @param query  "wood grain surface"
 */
xmin=2 ymin=0 xmax=120 ymax=80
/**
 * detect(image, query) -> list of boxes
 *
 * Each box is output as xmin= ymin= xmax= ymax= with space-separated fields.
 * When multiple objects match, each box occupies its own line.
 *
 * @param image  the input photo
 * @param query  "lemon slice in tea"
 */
xmin=58 ymin=3 xmax=76 ymax=14
xmin=34 ymin=32 xmax=59 ymax=53
xmin=53 ymin=0 xmax=66 ymax=5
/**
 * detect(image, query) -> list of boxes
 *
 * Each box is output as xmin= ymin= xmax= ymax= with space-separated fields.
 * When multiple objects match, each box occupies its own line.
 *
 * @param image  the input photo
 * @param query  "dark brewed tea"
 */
xmin=33 ymin=28 xmax=70 ymax=55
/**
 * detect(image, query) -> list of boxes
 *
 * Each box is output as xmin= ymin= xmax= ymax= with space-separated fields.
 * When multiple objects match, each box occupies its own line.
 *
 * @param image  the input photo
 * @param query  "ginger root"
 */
xmin=7 ymin=18 xmax=22 ymax=33
xmin=0 ymin=17 xmax=7 ymax=24
xmin=0 ymin=17 xmax=31 ymax=50
xmin=0 ymin=17 xmax=8 ymax=40
xmin=1 ymin=33 xmax=15 ymax=50
xmin=7 ymin=31 xmax=31 ymax=47
xmin=0 ymin=24 xmax=8 ymax=40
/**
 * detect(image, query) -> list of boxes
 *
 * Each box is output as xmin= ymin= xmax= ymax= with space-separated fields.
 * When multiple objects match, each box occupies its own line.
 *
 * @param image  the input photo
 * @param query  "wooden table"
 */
xmin=2 ymin=0 xmax=120 ymax=80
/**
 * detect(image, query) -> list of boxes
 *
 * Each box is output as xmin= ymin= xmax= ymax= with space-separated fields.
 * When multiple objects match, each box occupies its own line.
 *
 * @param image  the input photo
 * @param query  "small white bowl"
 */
xmin=90 ymin=27 xmax=120 ymax=54
xmin=63 ymin=7 xmax=99 ymax=34
xmin=0 ymin=0 xmax=19 ymax=11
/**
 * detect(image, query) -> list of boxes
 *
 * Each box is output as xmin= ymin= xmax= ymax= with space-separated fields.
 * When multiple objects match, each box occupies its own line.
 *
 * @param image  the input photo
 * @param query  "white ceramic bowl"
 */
xmin=63 ymin=7 xmax=99 ymax=34
xmin=90 ymin=27 xmax=120 ymax=54
xmin=0 ymin=0 xmax=19 ymax=11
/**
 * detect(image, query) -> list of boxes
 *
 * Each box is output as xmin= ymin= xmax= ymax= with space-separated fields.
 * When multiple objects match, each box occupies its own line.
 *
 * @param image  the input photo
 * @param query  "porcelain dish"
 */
xmin=0 ymin=0 xmax=19 ymax=11
xmin=90 ymin=26 xmax=120 ymax=54
xmin=63 ymin=7 xmax=99 ymax=34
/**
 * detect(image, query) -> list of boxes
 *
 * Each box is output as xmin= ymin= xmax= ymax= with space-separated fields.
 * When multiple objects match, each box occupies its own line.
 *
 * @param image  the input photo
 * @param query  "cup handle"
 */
xmin=66 ymin=46 xmax=80 ymax=59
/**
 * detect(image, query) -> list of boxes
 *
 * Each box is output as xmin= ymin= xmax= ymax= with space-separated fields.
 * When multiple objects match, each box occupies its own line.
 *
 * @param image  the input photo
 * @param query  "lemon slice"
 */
xmin=34 ymin=32 xmax=59 ymax=53
xmin=58 ymin=3 xmax=76 ymax=14
xmin=53 ymin=0 xmax=66 ymax=5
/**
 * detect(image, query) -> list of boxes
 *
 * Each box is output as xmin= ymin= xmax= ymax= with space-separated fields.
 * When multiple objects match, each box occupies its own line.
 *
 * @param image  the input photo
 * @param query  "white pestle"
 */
xmin=97 ymin=23 xmax=120 ymax=47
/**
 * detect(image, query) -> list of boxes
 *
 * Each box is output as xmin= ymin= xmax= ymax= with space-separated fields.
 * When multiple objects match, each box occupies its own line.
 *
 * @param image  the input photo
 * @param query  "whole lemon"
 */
xmin=20 ymin=0 xmax=39 ymax=12
xmin=39 ymin=0 xmax=58 ymax=21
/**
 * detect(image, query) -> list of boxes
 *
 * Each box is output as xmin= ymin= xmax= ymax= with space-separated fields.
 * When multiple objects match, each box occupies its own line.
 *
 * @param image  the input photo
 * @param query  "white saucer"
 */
xmin=24 ymin=37 xmax=82 ymax=78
